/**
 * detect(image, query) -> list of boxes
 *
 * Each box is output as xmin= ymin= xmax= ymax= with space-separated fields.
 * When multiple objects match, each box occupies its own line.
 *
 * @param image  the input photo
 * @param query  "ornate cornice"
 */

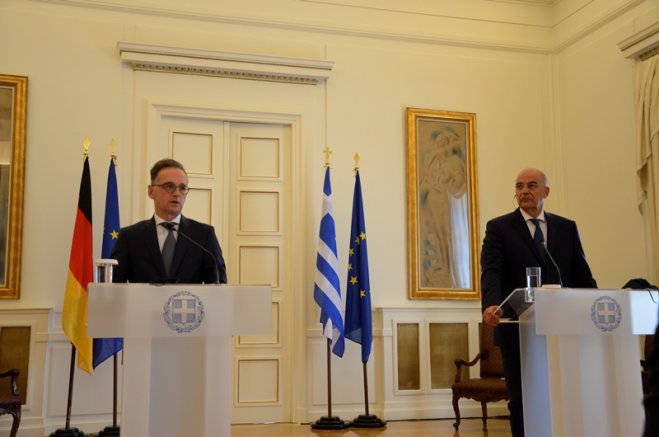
xmin=118 ymin=42 xmax=334 ymax=84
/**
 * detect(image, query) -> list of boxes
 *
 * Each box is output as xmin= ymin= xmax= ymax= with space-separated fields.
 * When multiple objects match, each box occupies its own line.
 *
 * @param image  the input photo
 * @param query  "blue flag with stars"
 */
xmin=344 ymin=170 xmax=372 ymax=363
xmin=92 ymin=157 xmax=123 ymax=369
xmin=313 ymin=167 xmax=345 ymax=357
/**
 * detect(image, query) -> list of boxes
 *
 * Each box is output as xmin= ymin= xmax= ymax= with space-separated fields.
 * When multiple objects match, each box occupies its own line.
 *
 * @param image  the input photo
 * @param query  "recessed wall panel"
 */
xmin=240 ymin=191 xmax=279 ymax=233
xmin=240 ymin=137 xmax=279 ymax=178
xmin=397 ymin=323 xmax=420 ymax=390
xmin=237 ymin=358 xmax=279 ymax=403
xmin=239 ymin=246 xmax=279 ymax=288
xmin=184 ymin=188 xmax=212 ymax=224
xmin=172 ymin=131 xmax=213 ymax=175
xmin=238 ymin=301 xmax=280 ymax=346
xmin=429 ymin=323 xmax=468 ymax=389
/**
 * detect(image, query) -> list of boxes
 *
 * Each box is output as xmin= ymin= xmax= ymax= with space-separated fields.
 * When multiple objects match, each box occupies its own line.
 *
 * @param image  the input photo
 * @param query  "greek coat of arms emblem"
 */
xmin=163 ymin=291 xmax=205 ymax=333
xmin=590 ymin=296 xmax=622 ymax=332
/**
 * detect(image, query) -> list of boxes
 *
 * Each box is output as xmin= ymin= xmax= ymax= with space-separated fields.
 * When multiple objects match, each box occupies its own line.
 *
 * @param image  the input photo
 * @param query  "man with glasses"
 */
xmin=480 ymin=167 xmax=597 ymax=437
xmin=111 ymin=158 xmax=227 ymax=284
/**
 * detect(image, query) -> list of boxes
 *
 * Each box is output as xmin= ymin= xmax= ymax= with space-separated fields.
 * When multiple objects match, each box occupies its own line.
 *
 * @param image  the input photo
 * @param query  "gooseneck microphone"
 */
xmin=163 ymin=222 xmax=221 ymax=284
xmin=540 ymin=237 xmax=563 ymax=287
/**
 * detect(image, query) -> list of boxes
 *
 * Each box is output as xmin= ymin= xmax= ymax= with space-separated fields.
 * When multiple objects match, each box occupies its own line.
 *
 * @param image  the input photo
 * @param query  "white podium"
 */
xmin=87 ymin=283 xmax=272 ymax=437
xmin=512 ymin=288 xmax=658 ymax=437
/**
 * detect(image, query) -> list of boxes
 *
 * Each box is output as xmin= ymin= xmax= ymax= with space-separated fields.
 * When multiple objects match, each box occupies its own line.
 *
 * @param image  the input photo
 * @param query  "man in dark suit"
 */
xmin=480 ymin=167 xmax=597 ymax=437
xmin=111 ymin=158 xmax=227 ymax=284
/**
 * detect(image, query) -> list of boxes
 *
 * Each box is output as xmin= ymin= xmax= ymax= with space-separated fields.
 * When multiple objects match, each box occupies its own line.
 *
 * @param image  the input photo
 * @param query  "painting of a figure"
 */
xmin=0 ymin=88 xmax=13 ymax=287
xmin=418 ymin=121 xmax=469 ymax=288
xmin=407 ymin=108 xmax=479 ymax=300
xmin=0 ymin=74 xmax=27 ymax=300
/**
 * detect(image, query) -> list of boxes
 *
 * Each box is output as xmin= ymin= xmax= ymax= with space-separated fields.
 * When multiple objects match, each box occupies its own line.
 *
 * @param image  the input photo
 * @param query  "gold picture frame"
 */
xmin=406 ymin=107 xmax=480 ymax=300
xmin=0 ymin=74 xmax=27 ymax=299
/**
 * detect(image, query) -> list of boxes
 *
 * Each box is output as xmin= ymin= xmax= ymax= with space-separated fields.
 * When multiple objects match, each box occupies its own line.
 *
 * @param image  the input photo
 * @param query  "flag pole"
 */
xmin=96 ymin=259 xmax=121 ymax=436
xmin=95 ymin=144 xmax=122 ymax=437
xmin=51 ymin=143 xmax=91 ymax=437
xmin=350 ymin=362 xmax=386 ymax=428
xmin=345 ymin=156 xmax=385 ymax=428
xmin=311 ymin=341 xmax=350 ymax=429
xmin=48 ymin=344 xmax=86 ymax=436
xmin=311 ymin=149 xmax=349 ymax=430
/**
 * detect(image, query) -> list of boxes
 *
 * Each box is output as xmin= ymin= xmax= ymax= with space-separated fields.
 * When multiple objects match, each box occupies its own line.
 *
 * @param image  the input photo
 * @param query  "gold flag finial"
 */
xmin=110 ymin=139 xmax=117 ymax=163
xmin=354 ymin=153 xmax=360 ymax=173
xmin=83 ymin=137 xmax=91 ymax=157
xmin=323 ymin=146 xmax=332 ymax=168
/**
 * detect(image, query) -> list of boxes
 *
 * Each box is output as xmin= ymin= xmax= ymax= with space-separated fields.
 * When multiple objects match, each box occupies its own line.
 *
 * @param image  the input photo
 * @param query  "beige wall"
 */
xmin=1 ymin=0 xmax=653 ymax=310
xmin=0 ymin=0 xmax=657 ymax=432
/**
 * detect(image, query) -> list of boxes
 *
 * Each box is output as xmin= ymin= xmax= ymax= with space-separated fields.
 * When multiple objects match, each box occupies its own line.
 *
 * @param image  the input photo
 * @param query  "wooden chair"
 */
xmin=451 ymin=323 xmax=509 ymax=431
xmin=0 ymin=368 xmax=21 ymax=437
xmin=642 ymin=334 xmax=655 ymax=397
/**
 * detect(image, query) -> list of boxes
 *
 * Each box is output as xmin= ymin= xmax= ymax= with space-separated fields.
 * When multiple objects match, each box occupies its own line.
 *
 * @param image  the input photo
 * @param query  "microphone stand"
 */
xmin=541 ymin=239 xmax=563 ymax=287
xmin=165 ymin=223 xmax=221 ymax=284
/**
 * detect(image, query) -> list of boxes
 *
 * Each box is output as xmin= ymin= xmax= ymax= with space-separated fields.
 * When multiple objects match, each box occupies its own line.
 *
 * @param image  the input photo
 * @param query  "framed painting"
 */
xmin=406 ymin=107 xmax=480 ymax=300
xmin=0 ymin=74 xmax=27 ymax=299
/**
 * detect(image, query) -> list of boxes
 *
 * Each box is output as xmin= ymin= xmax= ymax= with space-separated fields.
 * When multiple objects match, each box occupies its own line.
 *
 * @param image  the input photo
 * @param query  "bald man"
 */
xmin=480 ymin=168 xmax=597 ymax=437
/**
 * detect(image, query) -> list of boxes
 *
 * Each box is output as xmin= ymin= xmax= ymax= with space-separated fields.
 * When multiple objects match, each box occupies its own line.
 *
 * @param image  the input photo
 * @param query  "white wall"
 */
xmin=0 ymin=0 xmax=656 ymax=434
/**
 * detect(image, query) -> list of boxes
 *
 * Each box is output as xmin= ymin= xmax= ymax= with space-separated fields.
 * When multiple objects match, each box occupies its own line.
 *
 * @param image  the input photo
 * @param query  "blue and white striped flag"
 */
xmin=313 ymin=167 xmax=345 ymax=357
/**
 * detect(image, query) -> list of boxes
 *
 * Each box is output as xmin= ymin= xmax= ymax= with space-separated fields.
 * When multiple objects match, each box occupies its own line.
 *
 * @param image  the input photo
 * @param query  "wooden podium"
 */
xmin=509 ymin=287 xmax=658 ymax=437
xmin=87 ymin=283 xmax=272 ymax=437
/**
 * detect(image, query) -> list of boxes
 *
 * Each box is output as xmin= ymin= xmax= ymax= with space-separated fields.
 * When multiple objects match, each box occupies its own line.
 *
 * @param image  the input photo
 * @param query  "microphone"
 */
xmin=164 ymin=222 xmax=221 ymax=285
xmin=540 ymin=237 xmax=563 ymax=287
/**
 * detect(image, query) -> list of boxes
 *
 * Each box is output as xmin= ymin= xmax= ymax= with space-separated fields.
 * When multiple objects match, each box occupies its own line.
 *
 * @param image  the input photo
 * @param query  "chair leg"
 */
xmin=481 ymin=401 xmax=488 ymax=430
xmin=10 ymin=410 xmax=21 ymax=437
xmin=452 ymin=394 xmax=462 ymax=431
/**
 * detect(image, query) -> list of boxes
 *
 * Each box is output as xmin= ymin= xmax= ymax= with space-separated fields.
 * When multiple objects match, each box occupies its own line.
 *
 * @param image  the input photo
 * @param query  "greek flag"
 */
xmin=313 ymin=167 xmax=345 ymax=357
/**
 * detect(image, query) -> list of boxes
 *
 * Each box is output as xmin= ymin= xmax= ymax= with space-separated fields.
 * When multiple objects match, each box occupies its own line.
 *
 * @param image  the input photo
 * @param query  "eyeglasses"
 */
xmin=515 ymin=182 xmax=544 ymax=191
xmin=153 ymin=182 xmax=190 ymax=194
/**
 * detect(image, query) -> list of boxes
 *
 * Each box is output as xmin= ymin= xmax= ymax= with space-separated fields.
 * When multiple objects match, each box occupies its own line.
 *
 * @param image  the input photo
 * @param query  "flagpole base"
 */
xmin=350 ymin=414 xmax=387 ymax=428
xmin=97 ymin=425 xmax=121 ymax=436
xmin=310 ymin=416 xmax=351 ymax=429
xmin=49 ymin=428 xmax=86 ymax=437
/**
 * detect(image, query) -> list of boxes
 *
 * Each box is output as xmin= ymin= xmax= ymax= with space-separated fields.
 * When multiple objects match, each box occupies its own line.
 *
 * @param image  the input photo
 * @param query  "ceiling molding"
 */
xmin=118 ymin=42 xmax=334 ymax=85
xmin=618 ymin=22 xmax=659 ymax=60
xmin=38 ymin=0 xmax=647 ymax=55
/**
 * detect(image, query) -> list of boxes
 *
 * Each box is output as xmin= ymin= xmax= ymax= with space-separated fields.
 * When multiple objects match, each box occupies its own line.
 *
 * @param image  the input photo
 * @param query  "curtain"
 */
xmin=634 ymin=55 xmax=659 ymax=283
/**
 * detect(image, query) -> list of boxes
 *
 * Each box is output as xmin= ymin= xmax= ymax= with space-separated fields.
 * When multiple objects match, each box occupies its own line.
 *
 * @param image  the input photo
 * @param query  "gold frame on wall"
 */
xmin=0 ymin=74 xmax=27 ymax=299
xmin=406 ymin=107 xmax=480 ymax=300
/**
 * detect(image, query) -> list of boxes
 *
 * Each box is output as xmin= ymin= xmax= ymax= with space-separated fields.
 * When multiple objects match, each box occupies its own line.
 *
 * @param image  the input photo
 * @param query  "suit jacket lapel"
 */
xmin=170 ymin=215 xmax=190 ymax=276
xmin=545 ymin=213 xmax=558 ymax=257
xmin=513 ymin=209 xmax=545 ymax=264
xmin=145 ymin=218 xmax=167 ymax=277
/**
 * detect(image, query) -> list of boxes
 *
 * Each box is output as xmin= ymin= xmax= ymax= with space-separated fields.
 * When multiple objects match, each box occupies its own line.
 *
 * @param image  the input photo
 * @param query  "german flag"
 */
xmin=62 ymin=156 xmax=94 ymax=373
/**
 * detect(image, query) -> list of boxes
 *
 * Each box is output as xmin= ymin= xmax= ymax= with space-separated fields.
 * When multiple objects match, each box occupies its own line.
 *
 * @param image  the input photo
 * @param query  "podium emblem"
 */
xmin=590 ymin=296 xmax=621 ymax=332
xmin=163 ymin=291 xmax=206 ymax=333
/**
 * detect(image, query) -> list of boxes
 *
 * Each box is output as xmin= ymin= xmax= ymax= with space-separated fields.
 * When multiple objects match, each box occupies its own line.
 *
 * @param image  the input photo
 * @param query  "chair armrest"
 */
xmin=0 ymin=368 xmax=20 ymax=396
xmin=454 ymin=353 xmax=482 ymax=383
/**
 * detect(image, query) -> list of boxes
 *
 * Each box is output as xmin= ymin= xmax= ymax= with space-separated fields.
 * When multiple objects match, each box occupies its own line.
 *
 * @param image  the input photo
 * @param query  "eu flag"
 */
xmin=92 ymin=157 xmax=123 ymax=368
xmin=344 ymin=170 xmax=372 ymax=363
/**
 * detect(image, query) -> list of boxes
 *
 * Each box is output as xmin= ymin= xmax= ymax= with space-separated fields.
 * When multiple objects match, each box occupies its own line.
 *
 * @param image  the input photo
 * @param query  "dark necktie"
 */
xmin=530 ymin=218 xmax=545 ymax=261
xmin=160 ymin=222 xmax=176 ymax=276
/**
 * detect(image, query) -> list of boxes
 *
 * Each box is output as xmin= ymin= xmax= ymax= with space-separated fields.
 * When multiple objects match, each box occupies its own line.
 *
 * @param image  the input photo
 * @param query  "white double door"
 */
xmin=160 ymin=116 xmax=291 ymax=424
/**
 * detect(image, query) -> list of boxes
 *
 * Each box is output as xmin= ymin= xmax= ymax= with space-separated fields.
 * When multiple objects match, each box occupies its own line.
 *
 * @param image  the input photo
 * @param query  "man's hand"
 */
xmin=483 ymin=305 xmax=503 ymax=327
